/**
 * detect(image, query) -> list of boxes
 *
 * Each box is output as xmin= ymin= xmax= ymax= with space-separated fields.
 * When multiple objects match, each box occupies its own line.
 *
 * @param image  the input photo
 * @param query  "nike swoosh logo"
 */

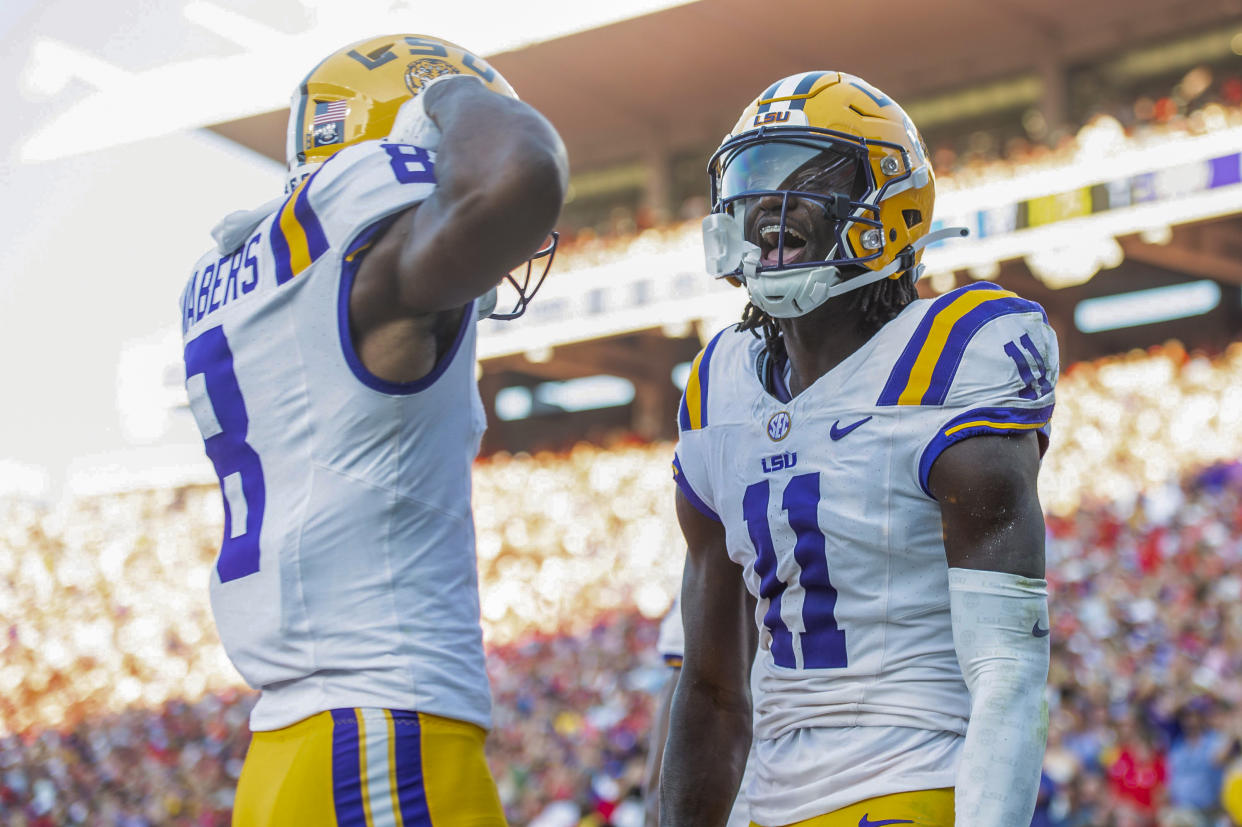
xmin=859 ymin=817 xmax=914 ymax=827
xmin=830 ymin=416 xmax=872 ymax=441
xmin=1032 ymin=620 xmax=1050 ymax=638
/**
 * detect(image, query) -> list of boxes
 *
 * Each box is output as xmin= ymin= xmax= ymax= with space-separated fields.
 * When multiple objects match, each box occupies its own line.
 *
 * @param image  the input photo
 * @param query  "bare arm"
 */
xmin=929 ymin=431 xmax=1045 ymax=577
xmin=660 ymin=490 xmax=755 ymax=827
xmin=355 ymin=77 xmax=569 ymax=315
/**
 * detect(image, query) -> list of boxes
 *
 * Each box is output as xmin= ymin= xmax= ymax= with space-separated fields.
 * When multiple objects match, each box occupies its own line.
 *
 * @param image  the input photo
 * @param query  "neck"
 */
xmin=776 ymin=300 xmax=881 ymax=396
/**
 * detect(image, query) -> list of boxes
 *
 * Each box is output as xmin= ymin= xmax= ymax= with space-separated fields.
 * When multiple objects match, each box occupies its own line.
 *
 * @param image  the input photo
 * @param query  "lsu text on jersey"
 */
xmin=673 ymin=282 xmax=1058 ymax=826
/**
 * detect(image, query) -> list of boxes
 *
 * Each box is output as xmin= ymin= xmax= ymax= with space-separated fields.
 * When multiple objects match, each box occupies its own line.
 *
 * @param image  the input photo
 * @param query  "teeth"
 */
xmin=759 ymin=224 xmax=806 ymax=244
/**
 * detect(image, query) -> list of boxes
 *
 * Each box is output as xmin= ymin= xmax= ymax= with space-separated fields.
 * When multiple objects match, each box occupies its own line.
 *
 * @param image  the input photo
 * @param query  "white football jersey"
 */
xmin=657 ymin=595 xmax=686 ymax=667
xmin=672 ymin=283 xmax=1057 ymax=822
xmin=180 ymin=140 xmax=492 ymax=732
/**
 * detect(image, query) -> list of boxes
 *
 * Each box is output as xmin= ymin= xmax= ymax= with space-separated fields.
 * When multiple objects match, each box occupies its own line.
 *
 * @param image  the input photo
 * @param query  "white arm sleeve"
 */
xmin=949 ymin=567 xmax=1050 ymax=827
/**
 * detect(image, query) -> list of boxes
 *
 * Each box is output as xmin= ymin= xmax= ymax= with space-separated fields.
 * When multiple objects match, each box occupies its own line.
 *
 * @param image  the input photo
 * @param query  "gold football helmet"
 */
xmin=702 ymin=71 xmax=965 ymax=318
xmin=285 ymin=34 xmax=516 ymax=192
xmin=284 ymin=35 xmax=556 ymax=321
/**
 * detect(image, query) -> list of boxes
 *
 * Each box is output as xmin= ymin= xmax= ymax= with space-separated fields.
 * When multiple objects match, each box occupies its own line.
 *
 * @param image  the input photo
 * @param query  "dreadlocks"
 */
xmin=736 ymin=271 xmax=919 ymax=361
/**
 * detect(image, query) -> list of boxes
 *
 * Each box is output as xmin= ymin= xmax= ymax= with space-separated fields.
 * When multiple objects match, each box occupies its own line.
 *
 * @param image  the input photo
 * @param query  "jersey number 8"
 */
xmin=184 ymin=327 xmax=266 ymax=583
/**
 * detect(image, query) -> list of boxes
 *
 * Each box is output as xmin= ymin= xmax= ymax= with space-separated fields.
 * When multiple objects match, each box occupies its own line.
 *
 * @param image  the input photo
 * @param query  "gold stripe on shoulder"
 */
xmin=897 ymin=289 xmax=1016 ymax=405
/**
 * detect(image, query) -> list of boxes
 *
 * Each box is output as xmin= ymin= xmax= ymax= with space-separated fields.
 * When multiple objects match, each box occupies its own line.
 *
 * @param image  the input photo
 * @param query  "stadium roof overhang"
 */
xmin=207 ymin=0 xmax=1239 ymax=169
xmin=203 ymin=0 xmax=1242 ymax=386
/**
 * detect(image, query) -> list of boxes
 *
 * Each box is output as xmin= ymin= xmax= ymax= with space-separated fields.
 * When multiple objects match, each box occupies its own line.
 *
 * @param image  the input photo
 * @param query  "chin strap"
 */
xmin=704 ymin=213 xmax=969 ymax=291
xmin=817 ymin=225 xmax=970 ymax=299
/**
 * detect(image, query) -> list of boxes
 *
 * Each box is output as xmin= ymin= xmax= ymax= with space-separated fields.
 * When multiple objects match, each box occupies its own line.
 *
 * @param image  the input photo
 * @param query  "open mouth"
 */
xmin=758 ymin=223 xmax=809 ymax=266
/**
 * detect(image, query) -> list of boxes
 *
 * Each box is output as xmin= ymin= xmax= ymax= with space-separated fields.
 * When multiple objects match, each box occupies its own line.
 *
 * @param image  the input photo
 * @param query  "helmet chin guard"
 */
xmin=704 ymin=212 xmax=967 ymax=318
xmin=703 ymin=213 xmax=760 ymax=281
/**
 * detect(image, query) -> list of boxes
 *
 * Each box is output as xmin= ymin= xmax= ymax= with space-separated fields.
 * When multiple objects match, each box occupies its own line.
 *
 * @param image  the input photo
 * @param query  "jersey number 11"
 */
xmin=743 ymin=472 xmax=848 ymax=669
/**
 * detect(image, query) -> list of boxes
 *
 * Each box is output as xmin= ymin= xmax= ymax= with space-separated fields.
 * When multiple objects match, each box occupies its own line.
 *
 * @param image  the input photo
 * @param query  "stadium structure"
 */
xmin=206 ymin=0 xmax=1242 ymax=454
xmin=4 ymin=2 xmax=1242 ymax=823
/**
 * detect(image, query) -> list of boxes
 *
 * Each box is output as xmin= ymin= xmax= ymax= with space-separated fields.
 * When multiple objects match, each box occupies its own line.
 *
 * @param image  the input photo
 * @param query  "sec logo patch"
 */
xmin=767 ymin=411 xmax=791 ymax=442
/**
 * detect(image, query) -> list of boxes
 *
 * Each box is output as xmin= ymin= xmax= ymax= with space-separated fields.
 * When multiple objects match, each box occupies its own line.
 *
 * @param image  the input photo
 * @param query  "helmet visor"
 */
xmin=716 ymin=140 xmax=870 ymax=245
xmin=719 ymin=140 xmax=866 ymax=202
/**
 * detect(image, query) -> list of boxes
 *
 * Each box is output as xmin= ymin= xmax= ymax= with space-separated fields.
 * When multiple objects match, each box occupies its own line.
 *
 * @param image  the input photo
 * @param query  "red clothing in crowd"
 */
xmin=1108 ymin=745 xmax=1167 ymax=811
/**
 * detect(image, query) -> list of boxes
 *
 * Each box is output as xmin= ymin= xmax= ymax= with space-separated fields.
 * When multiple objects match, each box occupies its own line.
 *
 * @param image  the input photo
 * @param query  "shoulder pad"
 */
xmin=877 ymin=283 xmax=1050 ymax=407
xmin=677 ymin=326 xmax=734 ymax=432
xmin=267 ymin=141 xmax=435 ymax=285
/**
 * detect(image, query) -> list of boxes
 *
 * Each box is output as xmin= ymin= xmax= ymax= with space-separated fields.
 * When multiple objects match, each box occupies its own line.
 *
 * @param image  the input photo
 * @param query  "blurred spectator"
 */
xmin=1164 ymin=699 xmax=1239 ymax=825
xmin=1105 ymin=715 xmax=1168 ymax=824
xmin=2 ymin=337 xmax=1242 ymax=821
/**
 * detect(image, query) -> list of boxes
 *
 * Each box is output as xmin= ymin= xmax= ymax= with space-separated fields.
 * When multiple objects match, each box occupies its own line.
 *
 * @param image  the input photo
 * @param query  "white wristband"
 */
xmin=949 ymin=567 xmax=1050 ymax=827
xmin=388 ymin=74 xmax=482 ymax=151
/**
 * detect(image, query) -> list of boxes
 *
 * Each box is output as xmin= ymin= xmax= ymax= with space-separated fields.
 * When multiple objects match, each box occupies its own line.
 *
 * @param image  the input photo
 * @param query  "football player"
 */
xmin=660 ymin=72 xmax=1056 ymax=826
xmin=179 ymin=35 xmax=567 ymax=826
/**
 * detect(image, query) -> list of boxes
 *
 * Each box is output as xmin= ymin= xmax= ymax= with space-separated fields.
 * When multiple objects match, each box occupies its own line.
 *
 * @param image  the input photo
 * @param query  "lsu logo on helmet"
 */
xmin=404 ymin=58 xmax=461 ymax=94
xmin=285 ymin=34 xmax=517 ymax=192
xmin=702 ymin=71 xmax=966 ymax=318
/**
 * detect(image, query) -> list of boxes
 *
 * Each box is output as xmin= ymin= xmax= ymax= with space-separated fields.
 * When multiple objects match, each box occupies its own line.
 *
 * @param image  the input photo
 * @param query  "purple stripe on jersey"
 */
xmin=695 ymin=328 xmax=726 ymax=429
xmin=331 ymin=709 xmax=367 ymax=827
xmin=272 ymin=164 xmax=328 ymax=285
xmin=918 ymin=295 xmax=1049 ymax=406
xmin=673 ymin=455 xmax=720 ymax=522
xmin=917 ymin=404 xmax=1054 ymax=498
xmin=392 ymin=711 xmax=431 ymax=826
xmin=877 ymin=283 xmax=1005 ymax=406
xmin=678 ymin=328 xmax=727 ymax=432
xmin=292 ymin=176 xmax=329 ymax=268
xmin=270 ymin=202 xmax=294 ymax=285
xmin=336 ymin=217 xmax=476 ymax=395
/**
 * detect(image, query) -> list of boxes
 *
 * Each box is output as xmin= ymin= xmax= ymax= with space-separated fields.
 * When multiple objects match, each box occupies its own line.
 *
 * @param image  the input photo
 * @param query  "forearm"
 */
xmin=425 ymin=78 xmax=566 ymax=232
xmin=386 ymin=76 xmax=567 ymax=311
xmin=950 ymin=568 xmax=1050 ymax=826
xmin=643 ymin=670 xmax=678 ymax=826
xmin=660 ymin=676 xmax=751 ymax=827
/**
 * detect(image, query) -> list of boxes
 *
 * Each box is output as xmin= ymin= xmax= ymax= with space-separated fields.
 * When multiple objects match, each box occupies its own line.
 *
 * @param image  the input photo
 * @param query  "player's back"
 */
xmin=180 ymin=139 xmax=491 ymax=732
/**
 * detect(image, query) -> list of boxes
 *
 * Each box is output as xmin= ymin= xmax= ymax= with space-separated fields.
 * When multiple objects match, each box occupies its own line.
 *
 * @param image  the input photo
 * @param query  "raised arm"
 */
xmin=660 ymin=490 xmax=755 ymax=826
xmin=928 ymin=430 xmax=1050 ymax=827
xmin=359 ymin=76 xmax=569 ymax=315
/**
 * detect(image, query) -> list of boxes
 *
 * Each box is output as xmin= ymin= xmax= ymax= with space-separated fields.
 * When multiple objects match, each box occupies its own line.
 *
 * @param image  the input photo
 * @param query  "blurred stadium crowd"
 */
xmin=3 ymin=340 xmax=1242 ymax=824
xmin=1 ymin=0 xmax=1239 ymax=817
xmin=929 ymin=68 xmax=1242 ymax=191
xmin=554 ymin=68 xmax=1242 ymax=254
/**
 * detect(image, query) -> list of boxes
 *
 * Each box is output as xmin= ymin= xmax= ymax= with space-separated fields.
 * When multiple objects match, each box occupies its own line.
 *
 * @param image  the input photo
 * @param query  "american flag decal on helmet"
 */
xmin=311 ymin=100 xmax=348 ymax=148
xmin=313 ymin=100 xmax=349 ymax=124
